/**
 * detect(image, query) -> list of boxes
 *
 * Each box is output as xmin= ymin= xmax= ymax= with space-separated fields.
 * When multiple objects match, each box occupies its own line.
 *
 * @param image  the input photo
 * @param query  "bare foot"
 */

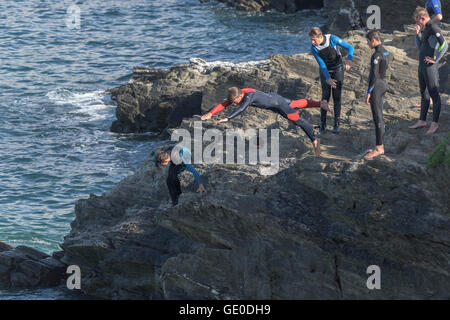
xmin=408 ymin=120 xmax=427 ymax=129
xmin=364 ymin=146 xmax=384 ymax=160
xmin=313 ymin=138 xmax=321 ymax=157
xmin=414 ymin=100 xmax=433 ymax=108
xmin=320 ymin=100 xmax=334 ymax=117
xmin=426 ymin=122 xmax=439 ymax=134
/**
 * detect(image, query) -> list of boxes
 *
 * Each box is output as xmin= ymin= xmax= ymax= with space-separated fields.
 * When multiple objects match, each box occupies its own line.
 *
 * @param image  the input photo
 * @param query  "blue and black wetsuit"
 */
xmin=426 ymin=0 xmax=442 ymax=18
xmin=415 ymin=20 xmax=448 ymax=123
xmin=155 ymin=147 xmax=202 ymax=205
xmin=311 ymin=34 xmax=354 ymax=131
xmin=226 ymin=89 xmax=317 ymax=142
xmin=368 ymin=45 xmax=390 ymax=146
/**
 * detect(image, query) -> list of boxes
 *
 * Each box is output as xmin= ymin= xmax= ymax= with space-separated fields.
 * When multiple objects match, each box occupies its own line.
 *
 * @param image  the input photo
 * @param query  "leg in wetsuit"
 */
xmin=370 ymin=81 xmax=387 ymax=146
xmin=320 ymin=65 xmax=344 ymax=132
xmin=167 ymin=162 xmax=183 ymax=205
xmin=268 ymin=93 xmax=317 ymax=143
xmin=419 ymin=64 xmax=441 ymax=123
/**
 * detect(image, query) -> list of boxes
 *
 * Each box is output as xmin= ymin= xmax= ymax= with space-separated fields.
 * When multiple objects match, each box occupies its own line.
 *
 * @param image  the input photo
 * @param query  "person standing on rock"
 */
xmin=413 ymin=0 xmax=444 ymax=108
xmin=364 ymin=30 xmax=390 ymax=160
xmin=409 ymin=7 xmax=448 ymax=134
xmin=426 ymin=0 xmax=443 ymax=23
xmin=208 ymin=87 xmax=332 ymax=157
xmin=155 ymin=147 xmax=205 ymax=206
xmin=309 ymin=27 xmax=354 ymax=134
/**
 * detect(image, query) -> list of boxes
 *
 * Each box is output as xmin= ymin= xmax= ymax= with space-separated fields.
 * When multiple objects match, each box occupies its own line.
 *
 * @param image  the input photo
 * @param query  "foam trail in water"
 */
xmin=46 ymin=88 xmax=115 ymax=121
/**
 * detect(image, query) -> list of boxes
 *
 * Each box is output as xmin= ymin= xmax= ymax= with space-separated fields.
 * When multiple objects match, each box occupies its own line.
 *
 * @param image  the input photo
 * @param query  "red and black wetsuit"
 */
xmin=210 ymin=88 xmax=318 ymax=142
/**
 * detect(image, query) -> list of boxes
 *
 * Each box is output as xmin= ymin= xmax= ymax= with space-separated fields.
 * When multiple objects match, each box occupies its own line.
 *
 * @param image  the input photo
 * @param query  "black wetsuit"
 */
xmin=155 ymin=147 xmax=202 ymax=206
xmin=416 ymin=20 xmax=448 ymax=123
xmin=367 ymin=45 xmax=390 ymax=146
xmin=311 ymin=34 xmax=354 ymax=131
xmin=226 ymin=90 xmax=316 ymax=142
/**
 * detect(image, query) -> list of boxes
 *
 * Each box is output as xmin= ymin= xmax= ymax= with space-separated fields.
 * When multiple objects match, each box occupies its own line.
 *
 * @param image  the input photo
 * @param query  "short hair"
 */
xmin=414 ymin=6 xmax=429 ymax=20
xmin=156 ymin=151 xmax=170 ymax=164
xmin=309 ymin=27 xmax=323 ymax=38
xmin=227 ymin=87 xmax=242 ymax=101
xmin=366 ymin=29 xmax=382 ymax=42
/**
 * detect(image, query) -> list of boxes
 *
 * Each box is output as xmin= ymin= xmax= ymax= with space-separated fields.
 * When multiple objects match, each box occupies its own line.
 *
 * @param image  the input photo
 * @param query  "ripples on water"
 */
xmin=0 ymin=0 xmax=326 ymax=299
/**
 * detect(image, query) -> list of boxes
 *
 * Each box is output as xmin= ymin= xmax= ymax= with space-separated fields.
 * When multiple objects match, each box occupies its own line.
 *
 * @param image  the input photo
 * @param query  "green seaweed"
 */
xmin=428 ymin=133 xmax=450 ymax=168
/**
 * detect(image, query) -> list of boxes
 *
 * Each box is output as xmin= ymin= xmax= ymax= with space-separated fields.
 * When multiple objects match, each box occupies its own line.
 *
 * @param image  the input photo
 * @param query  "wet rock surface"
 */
xmin=0 ymin=243 xmax=66 ymax=289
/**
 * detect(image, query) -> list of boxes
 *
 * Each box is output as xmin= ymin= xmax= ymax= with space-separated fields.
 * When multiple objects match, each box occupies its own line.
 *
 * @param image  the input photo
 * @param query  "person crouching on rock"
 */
xmin=364 ymin=30 xmax=390 ymax=160
xmin=408 ymin=7 xmax=448 ymax=134
xmin=309 ymin=27 xmax=354 ymax=134
xmin=203 ymin=87 xmax=331 ymax=157
xmin=155 ymin=147 xmax=205 ymax=206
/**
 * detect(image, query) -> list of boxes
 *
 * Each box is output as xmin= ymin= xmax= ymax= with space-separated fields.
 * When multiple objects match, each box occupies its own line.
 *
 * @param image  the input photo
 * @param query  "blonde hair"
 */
xmin=413 ymin=6 xmax=429 ymax=20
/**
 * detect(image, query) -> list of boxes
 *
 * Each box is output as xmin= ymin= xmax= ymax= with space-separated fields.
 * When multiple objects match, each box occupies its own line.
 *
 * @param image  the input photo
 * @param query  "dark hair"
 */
xmin=413 ymin=6 xmax=429 ymax=20
xmin=156 ymin=151 xmax=170 ymax=164
xmin=227 ymin=87 xmax=242 ymax=101
xmin=309 ymin=27 xmax=323 ymax=38
xmin=366 ymin=29 xmax=382 ymax=42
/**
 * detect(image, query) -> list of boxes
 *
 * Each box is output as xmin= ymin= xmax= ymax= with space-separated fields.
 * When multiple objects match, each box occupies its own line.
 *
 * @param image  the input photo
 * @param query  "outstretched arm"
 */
xmin=180 ymin=148 xmax=205 ymax=192
xmin=202 ymin=99 xmax=232 ymax=119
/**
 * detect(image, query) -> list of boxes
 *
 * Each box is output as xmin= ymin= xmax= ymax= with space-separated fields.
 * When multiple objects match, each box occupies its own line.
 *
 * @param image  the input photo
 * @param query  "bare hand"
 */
xmin=345 ymin=60 xmax=352 ymax=71
xmin=197 ymin=184 xmax=206 ymax=193
xmin=415 ymin=24 xmax=421 ymax=35
xmin=201 ymin=113 xmax=212 ymax=120
xmin=326 ymin=78 xmax=338 ymax=89
xmin=365 ymin=93 xmax=371 ymax=105
xmin=424 ymin=56 xmax=436 ymax=64
xmin=216 ymin=118 xmax=228 ymax=124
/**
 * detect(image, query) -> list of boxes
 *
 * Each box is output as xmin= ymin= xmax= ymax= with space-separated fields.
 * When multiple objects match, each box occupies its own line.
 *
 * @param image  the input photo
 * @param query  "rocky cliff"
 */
xmin=56 ymin=27 xmax=449 ymax=299
xmin=201 ymin=0 xmax=450 ymax=35
xmin=1 ymin=26 xmax=449 ymax=299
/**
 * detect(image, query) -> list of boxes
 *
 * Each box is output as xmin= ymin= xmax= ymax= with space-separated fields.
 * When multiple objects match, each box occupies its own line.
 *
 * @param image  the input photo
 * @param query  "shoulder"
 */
xmin=330 ymin=34 xmax=342 ymax=43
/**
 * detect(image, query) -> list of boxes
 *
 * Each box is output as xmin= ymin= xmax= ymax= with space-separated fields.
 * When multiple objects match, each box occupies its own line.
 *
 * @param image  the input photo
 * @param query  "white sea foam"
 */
xmin=46 ymin=88 xmax=115 ymax=121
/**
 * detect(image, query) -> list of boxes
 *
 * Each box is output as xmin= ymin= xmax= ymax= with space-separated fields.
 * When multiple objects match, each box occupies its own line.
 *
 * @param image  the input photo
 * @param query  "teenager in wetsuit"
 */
xmin=409 ymin=7 xmax=448 ymax=134
xmin=364 ymin=30 xmax=390 ymax=160
xmin=309 ymin=27 xmax=354 ymax=133
xmin=414 ymin=1 xmax=444 ymax=108
xmin=155 ymin=147 xmax=205 ymax=206
xmin=207 ymin=87 xmax=333 ymax=157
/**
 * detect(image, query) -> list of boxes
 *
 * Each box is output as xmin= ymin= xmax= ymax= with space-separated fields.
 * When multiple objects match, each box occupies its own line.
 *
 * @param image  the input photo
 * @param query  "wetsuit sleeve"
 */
xmin=311 ymin=46 xmax=331 ymax=80
xmin=184 ymin=164 xmax=202 ymax=185
xmin=431 ymin=24 xmax=448 ymax=63
xmin=430 ymin=0 xmax=442 ymax=15
xmin=226 ymin=92 xmax=254 ymax=119
xmin=331 ymin=35 xmax=354 ymax=60
xmin=209 ymin=99 xmax=232 ymax=115
xmin=367 ymin=53 xmax=381 ymax=94
xmin=180 ymin=148 xmax=202 ymax=185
